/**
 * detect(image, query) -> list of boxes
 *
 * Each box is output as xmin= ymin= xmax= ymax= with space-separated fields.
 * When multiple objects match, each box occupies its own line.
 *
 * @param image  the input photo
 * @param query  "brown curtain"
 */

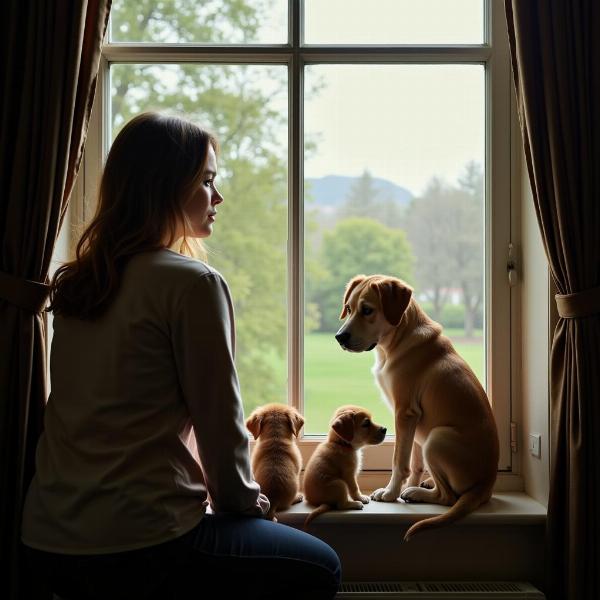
xmin=0 ymin=1 xmax=111 ymax=598
xmin=506 ymin=1 xmax=600 ymax=598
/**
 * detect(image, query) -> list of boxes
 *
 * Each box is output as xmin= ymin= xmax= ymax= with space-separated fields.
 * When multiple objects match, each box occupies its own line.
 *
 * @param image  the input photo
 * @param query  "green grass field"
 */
xmin=303 ymin=331 xmax=484 ymax=435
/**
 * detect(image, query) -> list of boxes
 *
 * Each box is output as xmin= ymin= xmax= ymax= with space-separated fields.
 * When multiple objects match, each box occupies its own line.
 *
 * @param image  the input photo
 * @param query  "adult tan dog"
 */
xmin=303 ymin=405 xmax=386 ymax=529
xmin=335 ymin=275 xmax=499 ymax=540
xmin=246 ymin=403 xmax=305 ymax=521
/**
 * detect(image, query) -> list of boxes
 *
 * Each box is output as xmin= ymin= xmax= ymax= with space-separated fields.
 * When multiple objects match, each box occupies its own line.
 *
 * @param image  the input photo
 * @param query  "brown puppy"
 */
xmin=303 ymin=405 xmax=386 ymax=528
xmin=336 ymin=275 xmax=499 ymax=540
xmin=246 ymin=403 xmax=304 ymax=521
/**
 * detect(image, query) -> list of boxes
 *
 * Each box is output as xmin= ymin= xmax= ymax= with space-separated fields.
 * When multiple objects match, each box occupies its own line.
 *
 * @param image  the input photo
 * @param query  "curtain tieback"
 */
xmin=555 ymin=285 xmax=600 ymax=319
xmin=0 ymin=270 xmax=50 ymax=313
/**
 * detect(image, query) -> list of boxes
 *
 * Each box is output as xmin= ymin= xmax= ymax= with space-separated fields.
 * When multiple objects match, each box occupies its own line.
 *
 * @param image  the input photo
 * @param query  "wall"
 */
xmin=518 ymin=153 xmax=551 ymax=506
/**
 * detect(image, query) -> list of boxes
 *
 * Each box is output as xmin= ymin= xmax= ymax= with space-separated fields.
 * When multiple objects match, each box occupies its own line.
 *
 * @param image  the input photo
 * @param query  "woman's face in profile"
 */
xmin=183 ymin=144 xmax=223 ymax=238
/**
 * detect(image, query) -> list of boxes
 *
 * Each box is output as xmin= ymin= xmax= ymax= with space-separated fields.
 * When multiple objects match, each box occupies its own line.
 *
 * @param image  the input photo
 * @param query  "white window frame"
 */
xmin=78 ymin=0 xmax=519 ymax=489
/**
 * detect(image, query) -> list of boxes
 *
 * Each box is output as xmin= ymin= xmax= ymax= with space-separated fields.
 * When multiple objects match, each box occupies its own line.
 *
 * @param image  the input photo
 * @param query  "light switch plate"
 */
xmin=529 ymin=433 xmax=541 ymax=458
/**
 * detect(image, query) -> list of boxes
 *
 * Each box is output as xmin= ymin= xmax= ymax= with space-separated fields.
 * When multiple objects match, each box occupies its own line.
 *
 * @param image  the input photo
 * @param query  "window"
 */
xmin=81 ymin=0 xmax=515 ymax=477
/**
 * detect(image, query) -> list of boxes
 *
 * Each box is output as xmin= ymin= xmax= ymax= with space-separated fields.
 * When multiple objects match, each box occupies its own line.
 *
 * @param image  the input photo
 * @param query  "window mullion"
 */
xmin=288 ymin=0 xmax=304 ymax=415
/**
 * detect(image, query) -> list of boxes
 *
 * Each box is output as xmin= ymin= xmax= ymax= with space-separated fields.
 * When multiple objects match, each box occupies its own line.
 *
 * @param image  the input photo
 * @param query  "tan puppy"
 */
xmin=246 ymin=403 xmax=305 ymax=521
xmin=303 ymin=405 xmax=387 ymax=528
xmin=335 ymin=275 xmax=499 ymax=540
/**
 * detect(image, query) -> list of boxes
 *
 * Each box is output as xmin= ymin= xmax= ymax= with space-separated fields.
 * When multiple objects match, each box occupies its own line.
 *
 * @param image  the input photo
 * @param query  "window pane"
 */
xmin=304 ymin=0 xmax=484 ymax=45
xmin=110 ymin=64 xmax=288 ymax=417
xmin=110 ymin=0 xmax=287 ymax=44
xmin=304 ymin=64 xmax=485 ymax=435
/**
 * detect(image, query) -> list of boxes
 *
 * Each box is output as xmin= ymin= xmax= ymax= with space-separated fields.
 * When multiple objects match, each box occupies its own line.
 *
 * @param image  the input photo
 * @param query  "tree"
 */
xmin=337 ymin=170 xmax=403 ymax=228
xmin=110 ymin=0 xmax=289 ymax=411
xmin=403 ymin=167 xmax=484 ymax=336
xmin=454 ymin=161 xmax=484 ymax=337
xmin=310 ymin=218 xmax=414 ymax=332
xmin=337 ymin=170 xmax=380 ymax=219
xmin=404 ymin=178 xmax=454 ymax=322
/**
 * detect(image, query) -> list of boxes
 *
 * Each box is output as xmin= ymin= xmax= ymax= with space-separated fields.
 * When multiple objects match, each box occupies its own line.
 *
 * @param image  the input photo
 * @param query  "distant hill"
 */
xmin=305 ymin=175 xmax=413 ymax=208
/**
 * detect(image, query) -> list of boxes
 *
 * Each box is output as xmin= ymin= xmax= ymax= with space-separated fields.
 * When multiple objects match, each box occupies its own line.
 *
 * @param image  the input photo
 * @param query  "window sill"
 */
xmin=277 ymin=492 xmax=546 ymax=527
xmin=277 ymin=492 xmax=547 ymax=589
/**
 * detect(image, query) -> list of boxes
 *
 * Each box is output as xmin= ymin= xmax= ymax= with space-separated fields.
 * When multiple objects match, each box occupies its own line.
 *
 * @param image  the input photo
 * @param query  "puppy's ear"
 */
xmin=340 ymin=275 xmax=366 ymax=319
xmin=287 ymin=410 xmax=305 ymax=437
xmin=373 ymin=279 xmax=413 ymax=326
xmin=246 ymin=413 xmax=263 ymax=439
xmin=331 ymin=412 xmax=355 ymax=443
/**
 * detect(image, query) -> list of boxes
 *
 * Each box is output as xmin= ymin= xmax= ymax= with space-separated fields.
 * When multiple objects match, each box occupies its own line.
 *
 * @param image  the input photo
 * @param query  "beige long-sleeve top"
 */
xmin=21 ymin=248 xmax=266 ymax=554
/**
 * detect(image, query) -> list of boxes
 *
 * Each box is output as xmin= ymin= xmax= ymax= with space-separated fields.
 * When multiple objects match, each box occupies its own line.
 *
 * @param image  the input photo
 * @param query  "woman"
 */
xmin=21 ymin=112 xmax=341 ymax=599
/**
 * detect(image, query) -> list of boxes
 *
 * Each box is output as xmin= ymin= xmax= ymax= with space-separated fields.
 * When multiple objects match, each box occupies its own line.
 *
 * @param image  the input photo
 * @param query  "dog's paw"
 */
xmin=420 ymin=477 xmax=434 ymax=489
xmin=371 ymin=487 xmax=400 ymax=502
xmin=358 ymin=494 xmax=370 ymax=504
xmin=293 ymin=493 xmax=304 ymax=504
xmin=348 ymin=500 xmax=365 ymax=510
xmin=400 ymin=486 xmax=429 ymax=503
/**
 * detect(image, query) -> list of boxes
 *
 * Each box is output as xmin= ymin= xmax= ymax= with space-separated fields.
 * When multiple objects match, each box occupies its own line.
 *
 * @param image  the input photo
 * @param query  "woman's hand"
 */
xmin=257 ymin=493 xmax=270 ymax=517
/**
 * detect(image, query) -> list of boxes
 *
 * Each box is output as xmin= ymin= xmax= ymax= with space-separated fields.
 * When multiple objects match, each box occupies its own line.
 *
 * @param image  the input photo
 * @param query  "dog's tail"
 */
xmin=303 ymin=504 xmax=330 ymax=530
xmin=403 ymin=483 xmax=492 ymax=541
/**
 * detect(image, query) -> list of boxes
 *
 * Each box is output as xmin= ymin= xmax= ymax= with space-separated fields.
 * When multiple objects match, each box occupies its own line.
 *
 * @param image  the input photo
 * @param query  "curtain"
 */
xmin=0 ymin=1 xmax=111 ymax=598
xmin=505 ymin=1 xmax=600 ymax=598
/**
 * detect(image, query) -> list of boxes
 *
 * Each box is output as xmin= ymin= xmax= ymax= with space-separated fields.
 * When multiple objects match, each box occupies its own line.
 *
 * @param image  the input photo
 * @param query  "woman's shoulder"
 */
xmin=125 ymin=249 xmax=228 ymax=301
xmin=131 ymin=248 xmax=222 ymax=280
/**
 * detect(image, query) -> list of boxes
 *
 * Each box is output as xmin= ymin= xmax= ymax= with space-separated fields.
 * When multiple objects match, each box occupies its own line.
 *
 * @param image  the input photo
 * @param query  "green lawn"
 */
xmin=303 ymin=331 xmax=484 ymax=435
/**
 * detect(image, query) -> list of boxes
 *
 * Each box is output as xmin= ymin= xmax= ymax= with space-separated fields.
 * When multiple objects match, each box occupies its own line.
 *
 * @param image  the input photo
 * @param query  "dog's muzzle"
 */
xmin=335 ymin=331 xmax=377 ymax=352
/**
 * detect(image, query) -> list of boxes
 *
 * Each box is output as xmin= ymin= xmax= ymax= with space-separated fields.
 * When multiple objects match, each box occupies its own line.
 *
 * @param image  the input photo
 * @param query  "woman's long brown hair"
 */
xmin=50 ymin=112 xmax=218 ymax=319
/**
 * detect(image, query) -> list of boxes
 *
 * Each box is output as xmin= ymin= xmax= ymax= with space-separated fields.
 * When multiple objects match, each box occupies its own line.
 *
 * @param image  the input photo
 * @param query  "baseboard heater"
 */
xmin=336 ymin=581 xmax=545 ymax=599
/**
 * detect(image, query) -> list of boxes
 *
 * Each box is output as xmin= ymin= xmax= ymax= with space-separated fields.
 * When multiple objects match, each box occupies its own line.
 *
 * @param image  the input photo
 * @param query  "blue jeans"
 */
xmin=23 ymin=515 xmax=341 ymax=599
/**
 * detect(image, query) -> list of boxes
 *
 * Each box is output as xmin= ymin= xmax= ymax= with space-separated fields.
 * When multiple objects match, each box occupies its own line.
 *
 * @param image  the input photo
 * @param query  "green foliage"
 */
xmin=310 ymin=217 xmax=414 ymax=332
xmin=419 ymin=301 xmax=483 ymax=330
xmin=208 ymin=155 xmax=288 ymax=408
xmin=111 ymin=0 xmax=272 ymax=44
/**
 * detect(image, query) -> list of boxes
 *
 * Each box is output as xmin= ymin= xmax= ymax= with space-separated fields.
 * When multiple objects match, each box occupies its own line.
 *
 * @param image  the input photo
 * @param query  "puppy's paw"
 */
xmin=400 ymin=486 xmax=429 ymax=503
xmin=371 ymin=487 xmax=400 ymax=502
xmin=420 ymin=477 xmax=434 ymax=489
xmin=293 ymin=494 xmax=304 ymax=504
xmin=357 ymin=494 xmax=370 ymax=504
xmin=348 ymin=500 xmax=364 ymax=510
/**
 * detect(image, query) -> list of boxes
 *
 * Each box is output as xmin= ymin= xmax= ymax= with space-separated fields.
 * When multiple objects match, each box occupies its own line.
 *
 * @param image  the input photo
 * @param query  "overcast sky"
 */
xmin=302 ymin=0 xmax=485 ymax=196
xmin=303 ymin=63 xmax=484 ymax=196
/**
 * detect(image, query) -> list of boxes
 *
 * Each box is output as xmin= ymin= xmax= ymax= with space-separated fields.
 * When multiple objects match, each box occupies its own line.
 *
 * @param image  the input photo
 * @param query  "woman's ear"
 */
xmin=340 ymin=275 xmax=366 ymax=319
xmin=331 ymin=412 xmax=355 ymax=443
xmin=246 ymin=413 xmax=263 ymax=439
xmin=373 ymin=278 xmax=413 ymax=326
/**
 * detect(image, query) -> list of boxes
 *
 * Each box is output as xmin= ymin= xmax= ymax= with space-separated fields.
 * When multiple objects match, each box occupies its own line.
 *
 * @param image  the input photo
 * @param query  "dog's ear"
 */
xmin=340 ymin=275 xmax=366 ymax=319
xmin=331 ymin=412 xmax=355 ymax=443
xmin=246 ymin=413 xmax=263 ymax=439
xmin=373 ymin=279 xmax=413 ymax=326
xmin=287 ymin=410 xmax=305 ymax=437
